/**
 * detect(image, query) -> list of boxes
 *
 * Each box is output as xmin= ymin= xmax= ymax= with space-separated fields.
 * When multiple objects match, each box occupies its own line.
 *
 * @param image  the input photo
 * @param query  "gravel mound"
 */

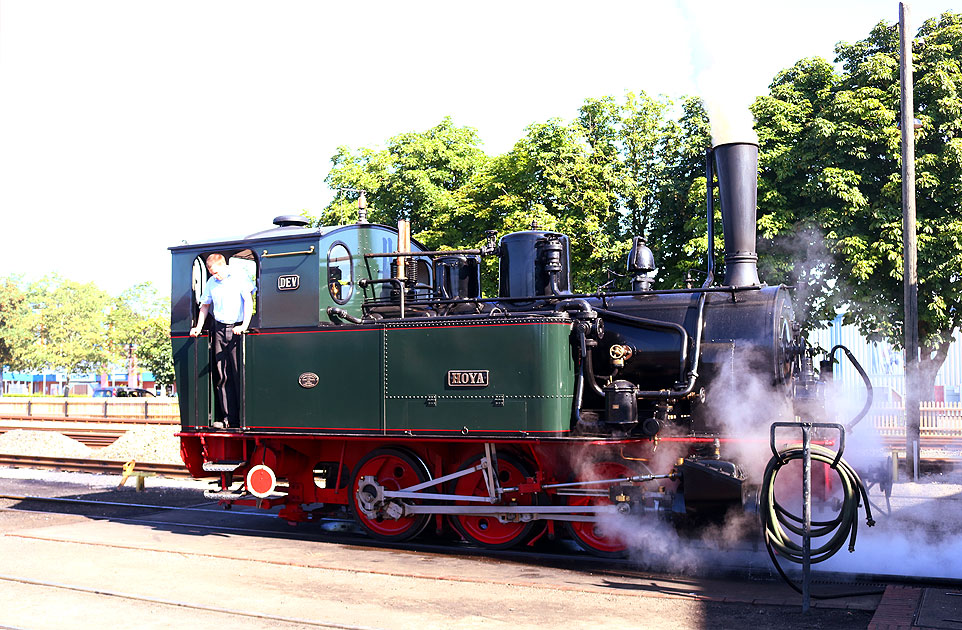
xmin=0 ymin=430 xmax=92 ymax=459
xmin=97 ymin=425 xmax=183 ymax=464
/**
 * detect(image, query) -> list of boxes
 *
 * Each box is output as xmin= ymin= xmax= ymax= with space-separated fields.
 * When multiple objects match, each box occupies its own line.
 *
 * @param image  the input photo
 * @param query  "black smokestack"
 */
xmin=713 ymin=142 xmax=760 ymax=287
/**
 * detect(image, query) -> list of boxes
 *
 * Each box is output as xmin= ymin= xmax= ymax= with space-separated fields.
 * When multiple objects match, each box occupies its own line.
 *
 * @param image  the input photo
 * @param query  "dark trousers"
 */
xmin=212 ymin=320 xmax=242 ymax=427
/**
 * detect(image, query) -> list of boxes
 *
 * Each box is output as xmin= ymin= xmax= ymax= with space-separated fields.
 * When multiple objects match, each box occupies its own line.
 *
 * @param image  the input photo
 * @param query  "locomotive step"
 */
xmin=202 ymin=460 xmax=247 ymax=473
xmin=203 ymin=489 xmax=247 ymax=500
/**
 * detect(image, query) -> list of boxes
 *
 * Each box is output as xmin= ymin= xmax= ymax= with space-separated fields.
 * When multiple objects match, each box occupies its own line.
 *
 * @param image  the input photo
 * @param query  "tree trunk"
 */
xmin=919 ymin=338 xmax=953 ymax=401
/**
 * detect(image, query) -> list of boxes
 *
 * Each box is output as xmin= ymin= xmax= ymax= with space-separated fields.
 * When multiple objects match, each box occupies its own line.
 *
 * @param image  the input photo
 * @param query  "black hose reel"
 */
xmin=760 ymin=422 xmax=876 ymax=609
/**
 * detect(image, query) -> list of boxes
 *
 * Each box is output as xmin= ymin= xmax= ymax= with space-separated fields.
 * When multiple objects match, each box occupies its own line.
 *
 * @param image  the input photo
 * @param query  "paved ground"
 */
xmin=0 ymin=467 xmax=957 ymax=629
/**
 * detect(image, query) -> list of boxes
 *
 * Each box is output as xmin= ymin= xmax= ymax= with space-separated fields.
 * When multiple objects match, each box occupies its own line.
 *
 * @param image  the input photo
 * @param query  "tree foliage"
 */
xmin=753 ymin=11 xmax=962 ymax=394
xmin=317 ymin=116 xmax=488 ymax=250
xmin=25 ymin=275 xmax=114 ymax=387
xmin=135 ymin=314 xmax=175 ymax=386
xmin=0 ymin=277 xmax=33 ymax=376
xmin=317 ymin=93 xmax=690 ymax=292
xmin=108 ymin=282 xmax=175 ymax=386
xmin=649 ymin=97 xmax=714 ymax=288
xmin=0 ymin=275 xmax=174 ymax=389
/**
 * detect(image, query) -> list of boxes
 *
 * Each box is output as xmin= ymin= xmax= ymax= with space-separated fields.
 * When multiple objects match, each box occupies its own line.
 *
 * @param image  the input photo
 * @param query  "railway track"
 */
xmin=0 ymin=454 xmax=191 ymax=478
xmin=1 ymin=489 xmax=949 ymax=593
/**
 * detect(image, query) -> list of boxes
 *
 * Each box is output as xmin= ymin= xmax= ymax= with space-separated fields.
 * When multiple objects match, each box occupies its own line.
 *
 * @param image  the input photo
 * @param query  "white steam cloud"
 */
xmin=682 ymin=0 xmax=767 ymax=147
xmin=703 ymin=88 xmax=759 ymax=148
xmin=582 ymin=349 xmax=961 ymax=581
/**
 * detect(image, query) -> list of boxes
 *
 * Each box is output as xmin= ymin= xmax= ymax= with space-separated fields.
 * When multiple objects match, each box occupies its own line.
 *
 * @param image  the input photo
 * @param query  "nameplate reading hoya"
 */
xmin=277 ymin=274 xmax=300 ymax=291
xmin=447 ymin=370 xmax=489 ymax=387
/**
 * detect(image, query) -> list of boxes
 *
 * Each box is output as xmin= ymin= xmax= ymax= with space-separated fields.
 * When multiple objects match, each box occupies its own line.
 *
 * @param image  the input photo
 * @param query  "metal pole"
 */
xmin=801 ymin=423 xmax=812 ymax=614
xmin=900 ymin=2 xmax=921 ymax=479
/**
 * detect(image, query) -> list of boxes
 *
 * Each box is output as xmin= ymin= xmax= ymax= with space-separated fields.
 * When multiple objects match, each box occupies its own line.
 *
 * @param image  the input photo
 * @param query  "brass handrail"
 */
xmin=262 ymin=246 xmax=315 ymax=258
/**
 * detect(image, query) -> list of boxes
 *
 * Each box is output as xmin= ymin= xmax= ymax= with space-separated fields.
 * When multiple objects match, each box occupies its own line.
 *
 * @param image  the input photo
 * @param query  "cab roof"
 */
xmin=169 ymin=223 xmax=369 ymax=252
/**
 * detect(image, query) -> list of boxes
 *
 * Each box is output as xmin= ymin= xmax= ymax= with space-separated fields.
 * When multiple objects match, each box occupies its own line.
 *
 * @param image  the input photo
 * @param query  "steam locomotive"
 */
xmin=170 ymin=142 xmax=834 ymax=556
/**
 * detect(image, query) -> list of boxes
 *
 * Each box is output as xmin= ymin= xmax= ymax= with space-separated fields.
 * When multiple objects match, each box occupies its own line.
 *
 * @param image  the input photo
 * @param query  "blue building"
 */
xmin=808 ymin=314 xmax=962 ymax=403
xmin=0 ymin=370 xmax=158 ymax=396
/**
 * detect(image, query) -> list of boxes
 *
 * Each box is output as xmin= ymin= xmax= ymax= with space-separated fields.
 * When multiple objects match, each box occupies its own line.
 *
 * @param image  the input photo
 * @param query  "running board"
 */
xmin=204 ymin=489 xmax=247 ymax=500
xmin=203 ymin=461 xmax=246 ymax=473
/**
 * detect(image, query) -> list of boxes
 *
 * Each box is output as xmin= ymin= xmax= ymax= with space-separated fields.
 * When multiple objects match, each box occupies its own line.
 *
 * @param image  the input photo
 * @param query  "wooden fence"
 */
xmin=0 ymin=397 xmax=179 ymax=423
xmin=871 ymin=401 xmax=962 ymax=436
xmin=869 ymin=401 xmax=962 ymax=460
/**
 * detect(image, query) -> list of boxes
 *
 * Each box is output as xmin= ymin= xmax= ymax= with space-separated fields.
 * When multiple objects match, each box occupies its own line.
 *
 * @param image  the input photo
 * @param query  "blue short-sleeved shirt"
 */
xmin=200 ymin=270 xmax=255 ymax=324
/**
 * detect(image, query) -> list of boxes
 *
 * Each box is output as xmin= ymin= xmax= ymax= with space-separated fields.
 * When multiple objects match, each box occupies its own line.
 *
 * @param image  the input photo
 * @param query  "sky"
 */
xmin=0 ymin=0 xmax=957 ymax=297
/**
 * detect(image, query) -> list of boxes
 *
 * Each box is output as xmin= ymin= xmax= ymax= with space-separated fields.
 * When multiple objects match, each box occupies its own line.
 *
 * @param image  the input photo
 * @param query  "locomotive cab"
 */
xmin=170 ymin=217 xmax=421 ymax=431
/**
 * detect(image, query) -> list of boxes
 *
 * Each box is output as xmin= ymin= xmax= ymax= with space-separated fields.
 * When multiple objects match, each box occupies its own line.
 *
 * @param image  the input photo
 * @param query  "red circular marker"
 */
xmin=247 ymin=464 xmax=277 ymax=498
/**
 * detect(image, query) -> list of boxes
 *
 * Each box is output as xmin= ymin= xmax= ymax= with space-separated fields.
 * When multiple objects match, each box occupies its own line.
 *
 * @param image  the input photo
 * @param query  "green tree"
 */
xmin=474 ymin=91 xmax=676 ymax=291
xmin=138 ymin=314 xmax=175 ymax=387
xmin=318 ymin=94 xmax=680 ymax=295
xmin=26 ymin=275 xmax=113 ymax=393
xmin=109 ymin=282 xmax=174 ymax=388
xmin=753 ymin=11 xmax=962 ymax=396
xmin=476 ymin=117 xmax=621 ymax=289
xmin=648 ymin=97 xmax=715 ymax=288
xmin=317 ymin=117 xmax=489 ymax=250
xmin=0 ymin=276 xmax=34 ymax=391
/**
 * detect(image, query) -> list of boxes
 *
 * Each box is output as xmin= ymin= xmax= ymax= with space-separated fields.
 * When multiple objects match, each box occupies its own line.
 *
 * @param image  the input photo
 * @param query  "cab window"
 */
xmin=191 ymin=257 xmax=208 ymax=325
xmin=192 ymin=250 xmax=259 ymax=327
xmin=328 ymin=242 xmax=353 ymax=304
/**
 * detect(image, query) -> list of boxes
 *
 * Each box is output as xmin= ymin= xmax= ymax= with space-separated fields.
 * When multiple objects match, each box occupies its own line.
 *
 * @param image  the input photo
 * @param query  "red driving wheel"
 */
xmin=350 ymin=447 xmax=431 ymax=542
xmin=564 ymin=460 xmax=645 ymax=558
xmin=449 ymin=452 xmax=541 ymax=550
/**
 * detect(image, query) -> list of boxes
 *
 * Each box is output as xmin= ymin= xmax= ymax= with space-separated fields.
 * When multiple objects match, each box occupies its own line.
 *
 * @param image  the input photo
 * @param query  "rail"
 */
xmin=0 ymin=398 xmax=179 ymax=423
xmin=0 ymin=454 xmax=191 ymax=478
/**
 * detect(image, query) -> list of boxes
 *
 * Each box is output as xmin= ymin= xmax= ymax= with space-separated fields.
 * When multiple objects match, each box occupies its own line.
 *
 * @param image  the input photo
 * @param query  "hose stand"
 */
xmin=762 ymin=422 xmax=877 ymax=612
xmin=802 ymin=423 xmax=812 ymax=613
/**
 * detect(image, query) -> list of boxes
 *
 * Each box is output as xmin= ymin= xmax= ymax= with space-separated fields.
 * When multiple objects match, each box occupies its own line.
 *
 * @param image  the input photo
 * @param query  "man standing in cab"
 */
xmin=189 ymin=253 xmax=254 ymax=429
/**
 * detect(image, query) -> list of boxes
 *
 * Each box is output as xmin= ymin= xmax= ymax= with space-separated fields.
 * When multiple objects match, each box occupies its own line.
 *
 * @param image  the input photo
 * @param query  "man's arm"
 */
xmin=190 ymin=303 xmax=210 ymax=337
xmin=233 ymin=291 xmax=253 ymax=334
